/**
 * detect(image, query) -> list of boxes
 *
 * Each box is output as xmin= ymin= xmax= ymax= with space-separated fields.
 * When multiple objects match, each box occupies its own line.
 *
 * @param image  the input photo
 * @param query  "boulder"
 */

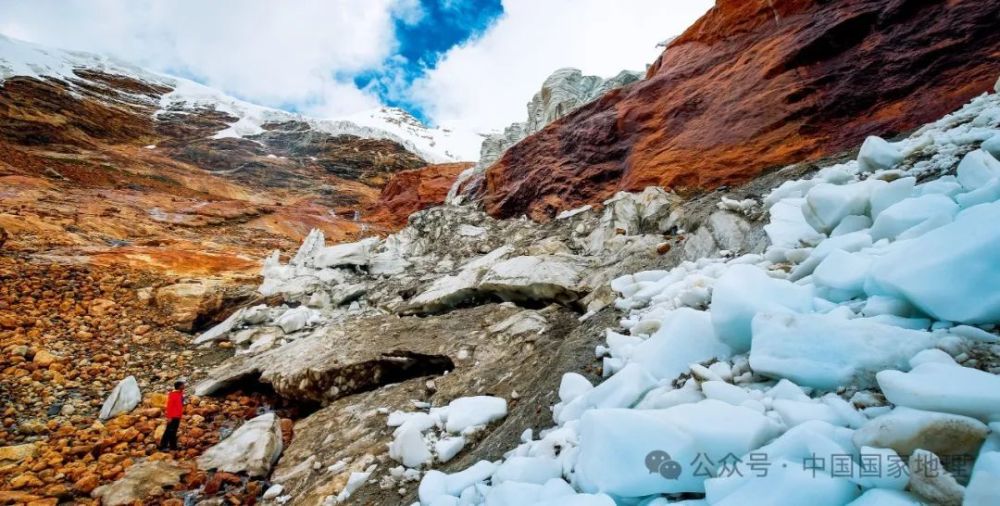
xmin=91 ymin=460 xmax=186 ymax=506
xmin=99 ymin=376 xmax=141 ymax=420
xmin=154 ymin=279 xmax=225 ymax=332
xmin=368 ymin=162 xmax=473 ymax=228
xmin=852 ymin=407 xmax=989 ymax=457
xmin=197 ymin=412 xmax=283 ymax=477
xmin=0 ymin=443 xmax=37 ymax=465
xmin=478 ymin=255 xmax=587 ymax=305
xmin=406 ymin=245 xmax=514 ymax=314
xmin=312 ymin=238 xmax=377 ymax=269
xmin=907 ymin=450 xmax=964 ymax=506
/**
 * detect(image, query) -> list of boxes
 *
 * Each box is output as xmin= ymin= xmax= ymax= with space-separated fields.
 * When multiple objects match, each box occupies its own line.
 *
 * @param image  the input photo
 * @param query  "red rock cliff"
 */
xmin=367 ymin=162 xmax=473 ymax=228
xmin=482 ymin=0 xmax=1000 ymax=220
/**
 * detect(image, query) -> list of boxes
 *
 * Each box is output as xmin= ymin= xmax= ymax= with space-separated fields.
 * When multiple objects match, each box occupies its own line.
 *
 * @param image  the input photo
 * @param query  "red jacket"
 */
xmin=165 ymin=390 xmax=184 ymax=419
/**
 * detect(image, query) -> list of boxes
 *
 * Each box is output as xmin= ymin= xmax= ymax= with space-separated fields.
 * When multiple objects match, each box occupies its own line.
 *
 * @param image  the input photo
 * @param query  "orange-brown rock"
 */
xmin=481 ymin=0 xmax=1000 ymax=220
xmin=0 ymin=64 xmax=427 ymax=279
xmin=366 ymin=162 xmax=472 ymax=228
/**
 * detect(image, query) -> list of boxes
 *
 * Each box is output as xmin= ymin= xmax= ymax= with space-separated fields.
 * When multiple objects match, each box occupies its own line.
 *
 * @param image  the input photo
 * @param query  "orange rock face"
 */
xmin=0 ymin=70 xmax=427 ymax=278
xmin=366 ymin=162 xmax=472 ymax=228
xmin=481 ymin=0 xmax=1000 ymax=220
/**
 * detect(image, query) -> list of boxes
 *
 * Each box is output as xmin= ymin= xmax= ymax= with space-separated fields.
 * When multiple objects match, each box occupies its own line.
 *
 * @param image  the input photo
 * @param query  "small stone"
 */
xmin=18 ymin=419 xmax=47 ymax=435
xmin=9 ymin=473 xmax=44 ymax=489
xmin=0 ymin=443 xmax=38 ymax=464
xmin=32 ymin=350 xmax=57 ymax=367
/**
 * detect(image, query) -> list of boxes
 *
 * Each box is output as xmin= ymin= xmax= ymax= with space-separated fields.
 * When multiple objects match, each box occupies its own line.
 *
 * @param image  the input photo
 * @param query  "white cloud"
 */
xmin=0 ymin=0 xmax=712 ymax=132
xmin=0 ymin=0 xmax=417 ymax=116
xmin=409 ymin=0 xmax=713 ymax=133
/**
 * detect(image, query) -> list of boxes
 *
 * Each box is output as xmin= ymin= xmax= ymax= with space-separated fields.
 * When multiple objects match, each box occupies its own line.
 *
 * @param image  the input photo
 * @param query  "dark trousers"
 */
xmin=159 ymin=418 xmax=180 ymax=450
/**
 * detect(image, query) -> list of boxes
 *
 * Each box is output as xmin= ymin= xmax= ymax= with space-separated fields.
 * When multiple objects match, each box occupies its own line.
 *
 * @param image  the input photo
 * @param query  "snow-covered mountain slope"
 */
xmin=0 ymin=34 xmax=480 ymax=163
xmin=342 ymin=107 xmax=485 ymax=164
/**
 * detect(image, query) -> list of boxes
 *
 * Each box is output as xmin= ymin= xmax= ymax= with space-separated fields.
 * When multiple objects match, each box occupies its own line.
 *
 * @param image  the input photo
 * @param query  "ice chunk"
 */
xmin=858 ymin=136 xmax=903 ymax=172
xmin=908 ymin=348 xmax=956 ymax=368
xmin=852 ymin=406 xmax=988 ymax=456
xmin=491 ymin=456 xmax=562 ymax=485
xmin=860 ymin=295 xmax=916 ymax=318
xmin=813 ymin=249 xmax=871 ymax=302
xmin=765 ymin=198 xmax=819 ymax=248
xmin=870 ymin=177 xmax=915 ymax=219
xmin=965 ymin=423 xmax=1000 ymax=506
xmin=869 ymin=194 xmax=958 ymax=242
xmin=556 ymin=363 xmax=657 ymax=424
xmin=99 ymin=375 xmax=141 ymax=420
xmin=558 ymin=373 xmax=593 ymax=403
xmin=915 ymin=176 xmax=963 ymax=198
xmin=312 ymin=238 xmax=374 ymax=268
xmin=802 ymin=183 xmax=872 ymax=234
xmin=194 ymin=307 xmax=245 ymax=344
xmin=630 ymin=308 xmax=732 ymax=381
xmin=877 ymin=362 xmax=1000 ymax=420
xmin=701 ymin=381 xmax=751 ymax=406
xmin=710 ymin=265 xmax=813 ymax=352
xmin=749 ymin=312 xmax=938 ymax=390
xmin=444 ymin=396 xmax=507 ymax=433
xmin=704 ymin=421 xmax=860 ymax=503
xmin=445 ymin=460 xmax=498 ymax=496
xmin=982 ymin=134 xmax=1000 ymax=159
xmin=635 ymin=379 xmax=705 ymax=410
xmin=830 ymin=214 xmax=872 ymax=236
xmin=197 ymin=413 xmax=283 ymax=477
xmin=704 ymin=456 xmax=859 ymax=506
xmin=274 ymin=306 xmax=320 ymax=333
xmin=771 ymin=399 xmax=843 ymax=427
xmin=847 ymin=489 xmax=922 ymax=505
xmin=957 ymin=149 xmax=1000 ymax=190
xmin=956 ymin=177 xmax=1000 ymax=208
xmin=868 ymin=201 xmax=1000 ymax=323
xmin=790 ymin=230 xmax=872 ymax=281
xmin=434 ymin=437 xmax=465 ymax=463
xmin=535 ymin=493 xmax=615 ymax=506
xmin=767 ymin=379 xmax=811 ymax=401
xmin=389 ymin=424 xmax=431 ymax=468
xmin=575 ymin=401 xmax=780 ymax=496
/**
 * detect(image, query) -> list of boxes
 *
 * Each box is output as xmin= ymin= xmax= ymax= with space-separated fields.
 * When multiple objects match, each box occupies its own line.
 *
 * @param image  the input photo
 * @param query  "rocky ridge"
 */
xmin=449 ymin=68 xmax=640 ymax=204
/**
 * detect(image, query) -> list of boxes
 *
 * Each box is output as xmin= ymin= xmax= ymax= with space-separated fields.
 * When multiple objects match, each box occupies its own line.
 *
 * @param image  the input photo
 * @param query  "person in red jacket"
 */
xmin=159 ymin=380 xmax=185 ymax=451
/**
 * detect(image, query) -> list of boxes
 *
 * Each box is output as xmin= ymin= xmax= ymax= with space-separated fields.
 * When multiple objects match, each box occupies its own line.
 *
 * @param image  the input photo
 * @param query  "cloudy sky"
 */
xmin=0 ymin=0 xmax=712 ymax=133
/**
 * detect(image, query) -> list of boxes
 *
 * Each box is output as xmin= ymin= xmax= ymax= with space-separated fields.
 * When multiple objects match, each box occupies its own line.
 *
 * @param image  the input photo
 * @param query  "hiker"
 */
xmin=159 ymin=380 xmax=185 ymax=451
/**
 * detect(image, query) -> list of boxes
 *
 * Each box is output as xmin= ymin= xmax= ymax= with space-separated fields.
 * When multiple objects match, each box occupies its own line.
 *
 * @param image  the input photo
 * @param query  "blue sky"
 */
xmin=0 ymin=0 xmax=712 ymax=134
xmin=354 ymin=0 xmax=504 ymax=122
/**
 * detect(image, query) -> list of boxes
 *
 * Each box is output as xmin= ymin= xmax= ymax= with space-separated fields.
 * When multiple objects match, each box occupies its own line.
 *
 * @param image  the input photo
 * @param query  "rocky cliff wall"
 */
xmin=480 ymin=0 xmax=1000 ymax=220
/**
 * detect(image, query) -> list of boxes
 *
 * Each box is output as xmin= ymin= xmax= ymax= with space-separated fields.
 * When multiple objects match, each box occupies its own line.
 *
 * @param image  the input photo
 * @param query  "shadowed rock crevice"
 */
xmin=403 ymin=287 xmax=588 ymax=317
xmin=284 ymin=351 xmax=456 ymax=404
